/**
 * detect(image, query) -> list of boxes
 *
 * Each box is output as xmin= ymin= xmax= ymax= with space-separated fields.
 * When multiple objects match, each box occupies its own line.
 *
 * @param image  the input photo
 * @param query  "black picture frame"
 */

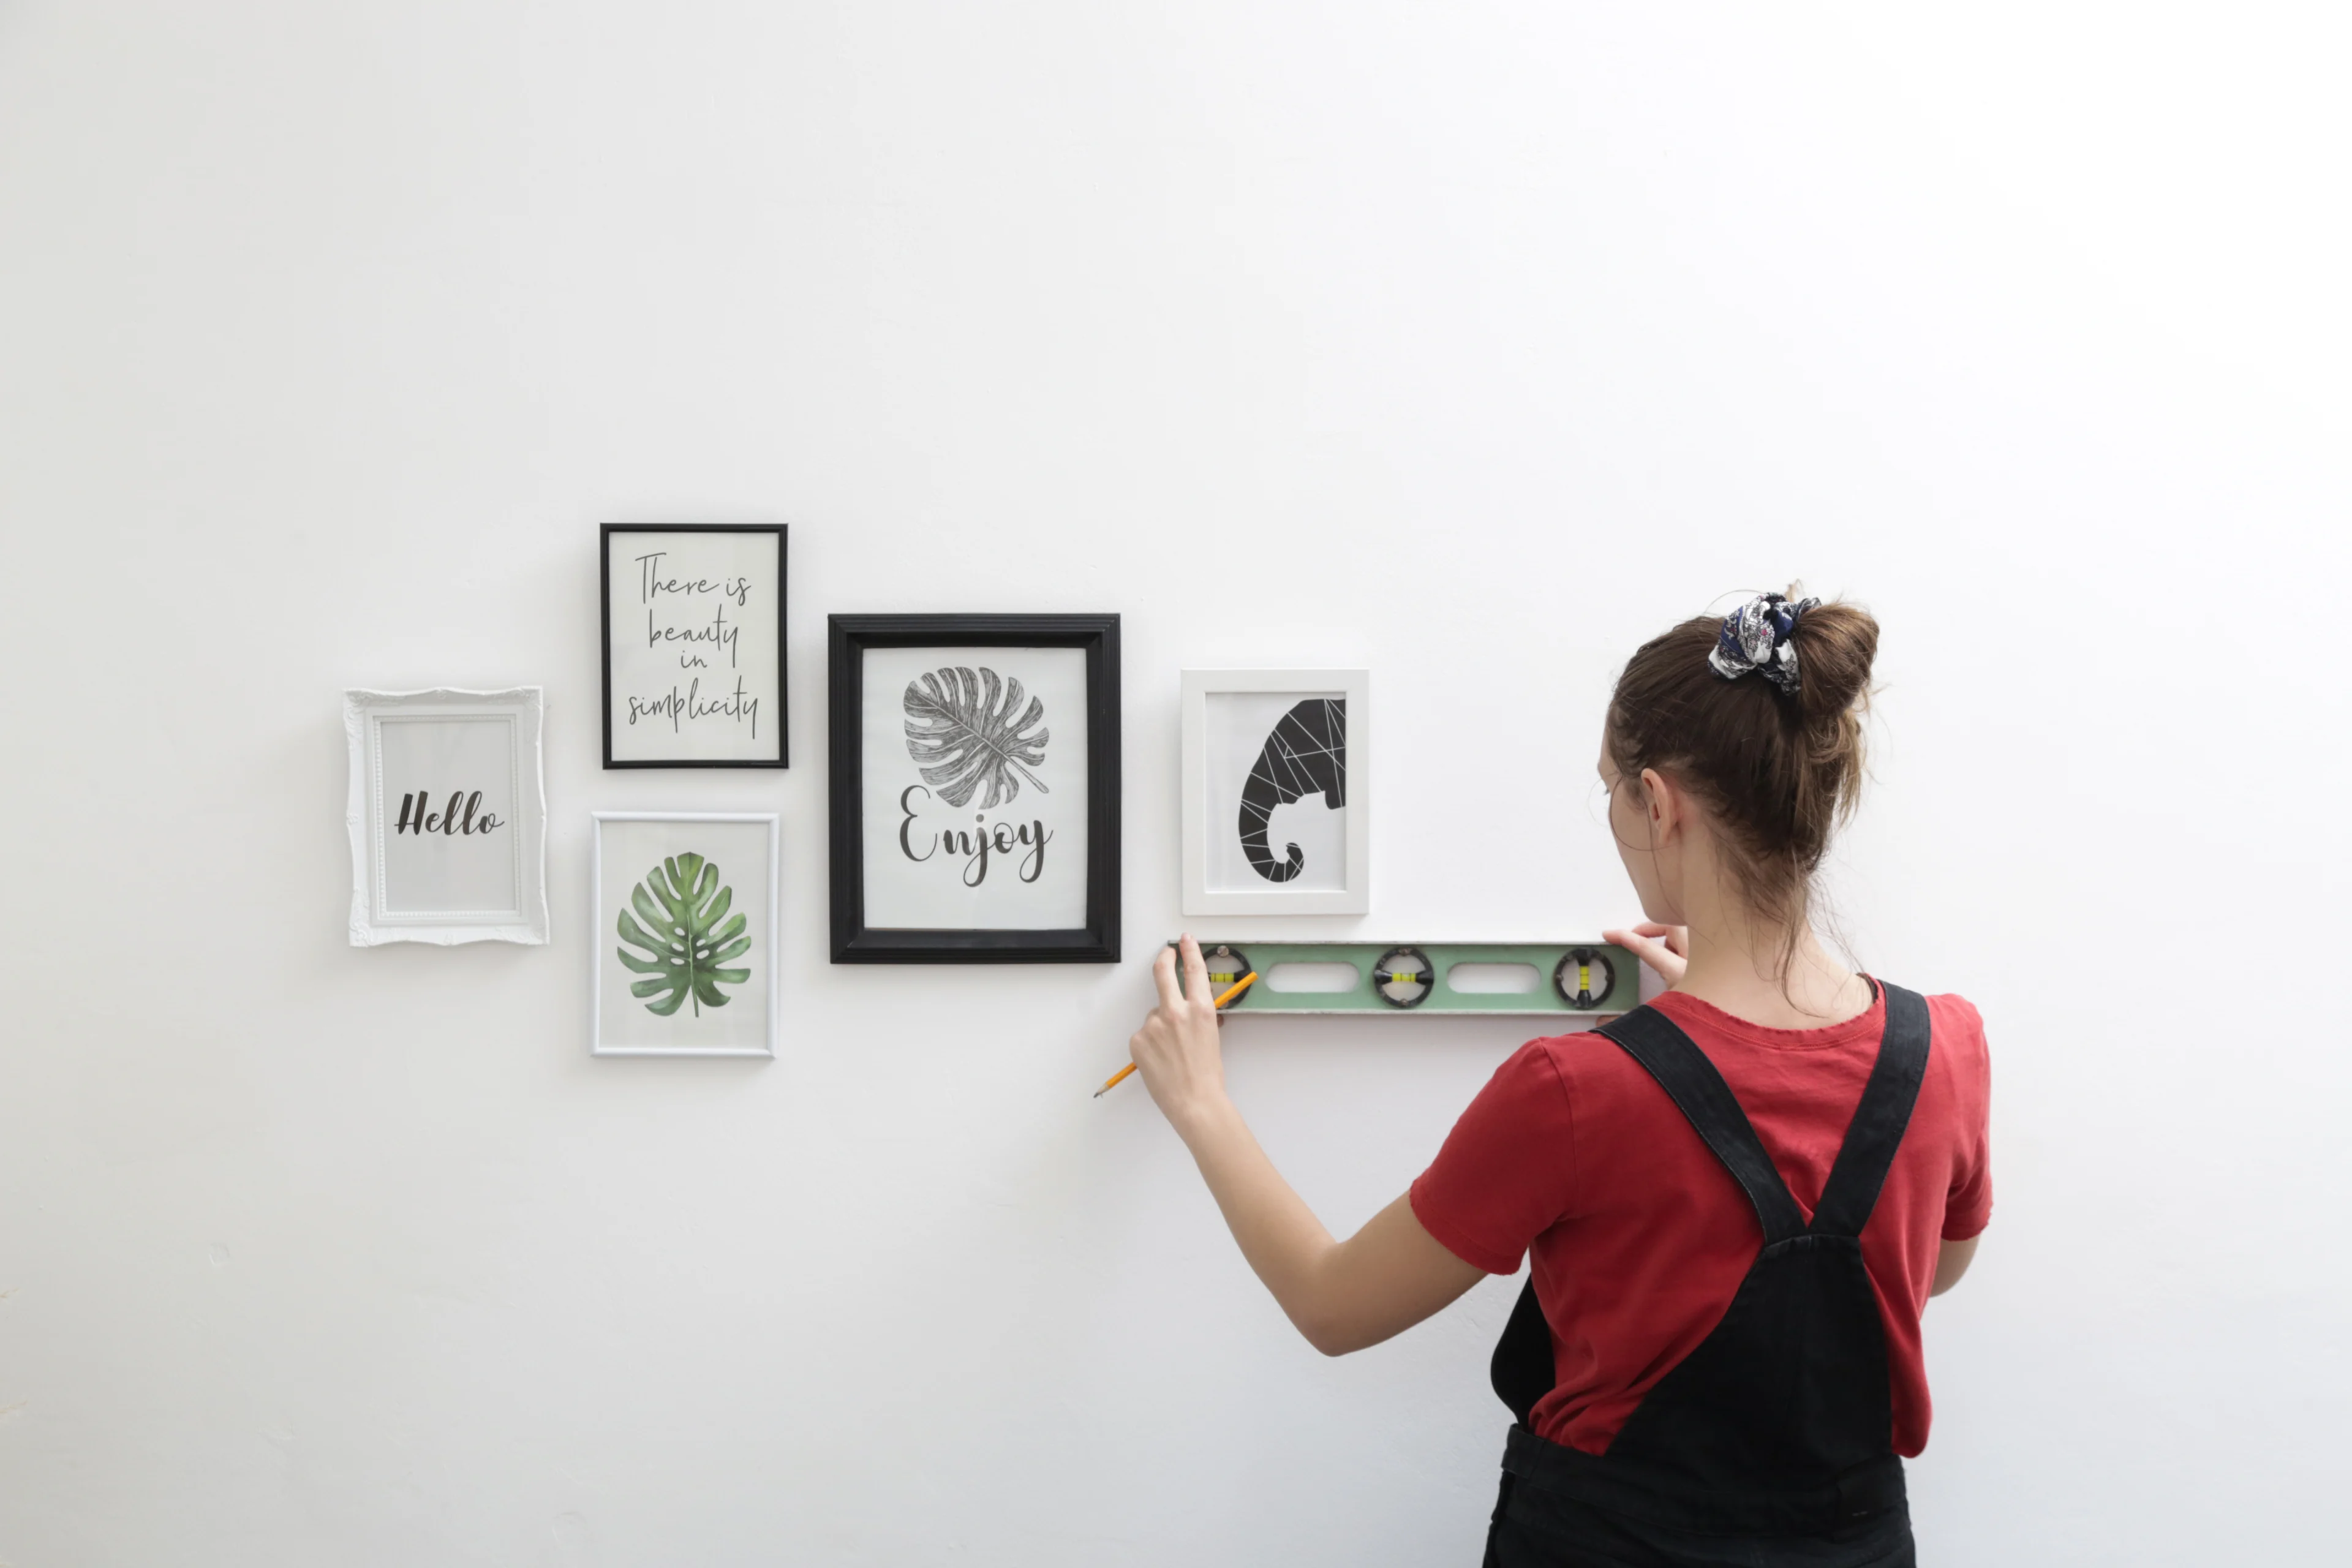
xmin=829 ymin=614 xmax=1120 ymax=963
xmin=601 ymin=523 xmax=789 ymax=769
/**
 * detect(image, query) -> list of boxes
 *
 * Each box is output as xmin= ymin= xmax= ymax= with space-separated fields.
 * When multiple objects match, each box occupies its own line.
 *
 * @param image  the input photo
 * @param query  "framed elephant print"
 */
xmin=1180 ymin=669 xmax=1368 ymax=916
xmin=828 ymin=614 xmax=1121 ymax=963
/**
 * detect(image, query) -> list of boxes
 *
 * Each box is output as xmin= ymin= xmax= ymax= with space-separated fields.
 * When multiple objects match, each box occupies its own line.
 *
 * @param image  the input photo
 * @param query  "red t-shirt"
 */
xmin=1409 ymin=986 xmax=1991 ymax=1457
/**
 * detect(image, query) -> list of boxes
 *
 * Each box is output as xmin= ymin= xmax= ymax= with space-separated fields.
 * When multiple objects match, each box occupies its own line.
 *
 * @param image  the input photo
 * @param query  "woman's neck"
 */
xmin=1671 ymin=873 xmax=1872 ymax=1030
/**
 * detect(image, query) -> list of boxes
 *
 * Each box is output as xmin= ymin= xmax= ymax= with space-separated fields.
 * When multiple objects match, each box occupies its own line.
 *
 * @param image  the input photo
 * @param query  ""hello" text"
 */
xmin=396 ymin=790 xmax=503 ymax=837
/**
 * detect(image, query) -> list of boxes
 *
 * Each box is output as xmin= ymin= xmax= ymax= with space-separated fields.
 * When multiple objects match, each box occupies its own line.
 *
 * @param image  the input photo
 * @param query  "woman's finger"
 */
xmin=1178 ymin=933 xmax=1213 ymax=1012
xmin=1623 ymin=921 xmax=1689 ymax=956
xmin=1604 ymin=926 xmax=1685 ymax=979
xmin=1602 ymin=929 xmax=1646 ymax=960
xmin=1150 ymin=942 xmax=1184 ymax=1013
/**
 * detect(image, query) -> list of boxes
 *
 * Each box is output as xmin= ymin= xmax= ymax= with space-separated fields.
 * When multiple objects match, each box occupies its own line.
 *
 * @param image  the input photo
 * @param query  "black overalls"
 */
xmin=1483 ymin=983 xmax=1931 ymax=1568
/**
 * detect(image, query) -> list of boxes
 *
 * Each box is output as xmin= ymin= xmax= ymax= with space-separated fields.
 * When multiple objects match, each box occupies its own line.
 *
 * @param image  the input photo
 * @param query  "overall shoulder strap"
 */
xmin=1595 ymin=1007 xmax=1807 ymax=1245
xmin=1807 ymin=982 xmax=1934 ymax=1239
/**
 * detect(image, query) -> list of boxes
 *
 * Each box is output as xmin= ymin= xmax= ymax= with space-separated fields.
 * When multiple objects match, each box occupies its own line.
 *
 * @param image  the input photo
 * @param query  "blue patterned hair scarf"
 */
xmin=1708 ymin=591 xmax=1821 ymax=695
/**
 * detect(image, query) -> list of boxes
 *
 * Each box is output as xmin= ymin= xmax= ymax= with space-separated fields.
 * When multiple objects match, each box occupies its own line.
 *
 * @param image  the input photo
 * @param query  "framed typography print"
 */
xmin=591 ymin=812 xmax=780 ymax=1057
xmin=828 ymin=614 xmax=1120 ymax=963
xmin=601 ymin=524 xmax=788 ymax=768
xmin=1180 ymin=669 xmax=1368 ymax=916
xmin=344 ymin=687 xmax=549 ymax=945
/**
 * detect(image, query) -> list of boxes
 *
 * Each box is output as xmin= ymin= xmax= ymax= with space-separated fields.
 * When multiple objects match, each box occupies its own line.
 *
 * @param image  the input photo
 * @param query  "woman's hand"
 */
xmin=1128 ymin=935 xmax=1231 ymax=1137
xmin=1604 ymin=921 xmax=1689 ymax=987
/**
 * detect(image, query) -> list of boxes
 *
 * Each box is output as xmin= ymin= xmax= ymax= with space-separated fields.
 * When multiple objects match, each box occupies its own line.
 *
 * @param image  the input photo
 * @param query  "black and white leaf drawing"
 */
xmin=1238 ymin=698 xmax=1345 ymax=882
xmin=902 ymin=666 xmax=1050 ymax=809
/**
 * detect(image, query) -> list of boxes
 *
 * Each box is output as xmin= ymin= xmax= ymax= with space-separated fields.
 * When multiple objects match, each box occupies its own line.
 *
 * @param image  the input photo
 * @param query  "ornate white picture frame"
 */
xmin=344 ymin=687 xmax=550 ymax=946
xmin=592 ymin=812 xmax=781 ymax=1058
xmin=1180 ymin=669 xmax=1370 ymax=916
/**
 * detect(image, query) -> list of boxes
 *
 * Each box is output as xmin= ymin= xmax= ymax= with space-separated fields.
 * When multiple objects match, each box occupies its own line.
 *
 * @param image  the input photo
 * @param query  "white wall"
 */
xmin=2 ymin=5 xmax=2345 ymax=1563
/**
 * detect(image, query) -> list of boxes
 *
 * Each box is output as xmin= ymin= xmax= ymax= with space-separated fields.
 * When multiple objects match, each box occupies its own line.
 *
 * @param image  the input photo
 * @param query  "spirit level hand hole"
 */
xmin=1446 ymin=962 xmax=1541 ymax=994
xmin=1262 ymin=962 xmax=1362 ymax=994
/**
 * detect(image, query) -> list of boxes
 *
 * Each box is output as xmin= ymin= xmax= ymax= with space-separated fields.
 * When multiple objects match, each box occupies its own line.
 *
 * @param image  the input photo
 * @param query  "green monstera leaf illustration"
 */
xmin=615 ymin=853 xmax=751 ymax=1017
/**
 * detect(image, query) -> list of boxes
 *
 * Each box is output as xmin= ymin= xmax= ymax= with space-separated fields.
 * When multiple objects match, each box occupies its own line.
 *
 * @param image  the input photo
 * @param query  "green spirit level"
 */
xmin=1176 ymin=940 xmax=1638 ymax=1016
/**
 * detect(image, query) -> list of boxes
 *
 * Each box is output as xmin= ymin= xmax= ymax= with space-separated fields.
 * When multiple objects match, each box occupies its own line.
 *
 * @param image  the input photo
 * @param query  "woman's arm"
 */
xmin=1128 ymin=937 xmax=1487 ymax=1355
xmin=1931 ymin=1235 xmax=1980 ymax=1296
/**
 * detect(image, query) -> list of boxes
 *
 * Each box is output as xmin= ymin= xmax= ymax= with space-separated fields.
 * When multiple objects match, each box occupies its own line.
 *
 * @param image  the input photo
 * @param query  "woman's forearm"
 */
xmin=1171 ymin=1095 xmax=1487 ymax=1355
xmin=1173 ymin=1095 xmax=1346 ymax=1346
xmin=1128 ymin=938 xmax=1487 ymax=1355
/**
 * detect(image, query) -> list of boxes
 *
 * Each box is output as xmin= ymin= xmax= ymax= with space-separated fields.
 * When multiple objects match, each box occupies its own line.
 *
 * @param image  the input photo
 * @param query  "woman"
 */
xmin=1126 ymin=590 xmax=1991 ymax=1567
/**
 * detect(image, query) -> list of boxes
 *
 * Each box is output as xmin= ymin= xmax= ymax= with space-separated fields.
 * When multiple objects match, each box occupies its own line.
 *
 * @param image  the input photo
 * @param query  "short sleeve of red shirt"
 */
xmin=1410 ymin=1041 xmax=1579 ymax=1275
xmin=1936 ymin=996 xmax=1994 ymax=1240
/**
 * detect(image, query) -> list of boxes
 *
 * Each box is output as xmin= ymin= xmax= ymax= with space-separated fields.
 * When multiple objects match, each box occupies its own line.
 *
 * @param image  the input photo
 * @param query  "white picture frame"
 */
xmin=345 ymin=687 xmax=549 ymax=946
xmin=1180 ymin=669 xmax=1369 ymax=916
xmin=590 ymin=812 xmax=780 ymax=1058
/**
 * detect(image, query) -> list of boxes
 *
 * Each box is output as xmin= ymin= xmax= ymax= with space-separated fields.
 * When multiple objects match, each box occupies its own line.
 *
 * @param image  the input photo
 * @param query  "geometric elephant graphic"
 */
xmin=1236 ymin=698 xmax=1346 ymax=883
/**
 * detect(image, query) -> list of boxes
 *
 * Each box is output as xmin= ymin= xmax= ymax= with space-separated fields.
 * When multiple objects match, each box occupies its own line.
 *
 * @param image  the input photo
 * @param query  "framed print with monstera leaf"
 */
xmin=591 ymin=812 xmax=780 ymax=1056
xmin=1180 ymin=669 xmax=1369 ymax=916
xmin=827 ymin=614 xmax=1120 ymax=963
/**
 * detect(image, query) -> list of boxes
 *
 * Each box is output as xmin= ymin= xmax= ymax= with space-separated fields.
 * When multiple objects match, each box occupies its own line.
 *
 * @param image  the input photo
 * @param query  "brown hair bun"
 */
xmin=1605 ymin=586 xmax=1879 ymax=946
xmin=1789 ymin=600 xmax=1879 ymax=730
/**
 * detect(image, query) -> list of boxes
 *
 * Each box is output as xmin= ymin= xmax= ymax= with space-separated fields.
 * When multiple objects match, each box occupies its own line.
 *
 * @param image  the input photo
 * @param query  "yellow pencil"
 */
xmin=1094 ymin=971 xmax=1259 ymax=1097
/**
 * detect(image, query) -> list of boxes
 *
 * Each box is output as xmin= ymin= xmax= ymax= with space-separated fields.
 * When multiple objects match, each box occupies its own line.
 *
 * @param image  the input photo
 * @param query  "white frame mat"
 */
xmin=590 ymin=812 xmax=781 ymax=1058
xmin=344 ymin=687 xmax=549 ymax=946
xmin=1180 ymin=669 xmax=1370 ymax=916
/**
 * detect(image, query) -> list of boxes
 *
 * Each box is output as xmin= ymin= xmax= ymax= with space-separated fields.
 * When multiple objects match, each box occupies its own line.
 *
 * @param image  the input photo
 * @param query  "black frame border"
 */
xmin=600 ymin=522 xmax=790 ymax=769
xmin=829 ymin=614 xmax=1120 ymax=963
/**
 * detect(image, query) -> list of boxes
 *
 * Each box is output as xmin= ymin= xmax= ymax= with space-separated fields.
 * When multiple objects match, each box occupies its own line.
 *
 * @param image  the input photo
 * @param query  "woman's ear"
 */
xmin=1639 ymin=767 xmax=1682 ymax=844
